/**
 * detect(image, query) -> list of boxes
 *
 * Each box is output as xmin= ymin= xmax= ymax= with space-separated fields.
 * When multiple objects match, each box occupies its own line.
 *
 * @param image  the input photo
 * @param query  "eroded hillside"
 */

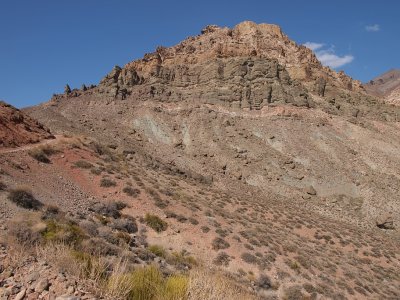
xmin=2 ymin=21 xmax=399 ymax=299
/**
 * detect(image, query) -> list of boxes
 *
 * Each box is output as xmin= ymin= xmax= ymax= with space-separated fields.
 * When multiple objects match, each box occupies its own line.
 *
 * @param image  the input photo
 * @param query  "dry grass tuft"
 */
xmin=187 ymin=269 xmax=256 ymax=300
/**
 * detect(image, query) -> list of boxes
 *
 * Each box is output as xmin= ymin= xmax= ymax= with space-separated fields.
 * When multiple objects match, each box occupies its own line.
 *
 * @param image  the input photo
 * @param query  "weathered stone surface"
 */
xmin=376 ymin=214 xmax=395 ymax=230
xmin=97 ymin=21 xmax=363 ymax=107
xmin=0 ymin=101 xmax=54 ymax=148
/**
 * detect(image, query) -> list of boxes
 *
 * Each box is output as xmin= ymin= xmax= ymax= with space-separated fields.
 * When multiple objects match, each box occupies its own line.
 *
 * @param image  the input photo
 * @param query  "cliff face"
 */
xmin=0 ymin=101 xmax=53 ymax=148
xmin=97 ymin=21 xmax=363 ymax=109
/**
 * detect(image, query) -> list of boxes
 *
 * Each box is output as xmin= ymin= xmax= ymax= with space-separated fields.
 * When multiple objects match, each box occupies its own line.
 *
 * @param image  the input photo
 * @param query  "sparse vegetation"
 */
xmin=241 ymin=252 xmax=258 ymax=264
xmin=213 ymin=251 xmax=231 ymax=266
xmin=74 ymin=160 xmax=93 ymax=169
xmin=148 ymin=245 xmax=167 ymax=258
xmin=123 ymin=186 xmax=140 ymax=197
xmin=212 ymin=237 xmax=230 ymax=250
xmin=100 ymin=178 xmax=117 ymax=187
xmin=28 ymin=148 xmax=50 ymax=163
xmin=0 ymin=181 xmax=7 ymax=191
xmin=168 ymin=250 xmax=198 ymax=268
xmin=107 ymin=265 xmax=189 ymax=300
xmin=28 ymin=145 xmax=58 ymax=163
xmin=144 ymin=213 xmax=168 ymax=233
xmin=7 ymin=188 xmax=43 ymax=210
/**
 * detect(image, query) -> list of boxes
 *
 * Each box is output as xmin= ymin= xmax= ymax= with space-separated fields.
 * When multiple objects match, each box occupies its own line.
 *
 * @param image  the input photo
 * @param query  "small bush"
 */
xmin=163 ymin=274 xmax=189 ymax=300
xmin=189 ymin=217 xmax=199 ymax=225
xmin=42 ymin=205 xmax=61 ymax=219
xmin=145 ymin=214 xmax=168 ymax=233
xmin=123 ymin=186 xmax=140 ymax=197
xmin=212 ymin=237 xmax=230 ymax=251
xmin=107 ymin=265 xmax=189 ymax=300
xmin=90 ymin=167 xmax=102 ymax=175
xmin=148 ymin=245 xmax=167 ymax=258
xmin=7 ymin=188 xmax=43 ymax=210
xmin=109 ymin=216 xmax=138 ymax=233
xmin=100 ymin=178 xmax=117 ymax=187
xmin=213 ymin=252 xmax=231 ymax=266
xmin=91 ymin=202 xmax=125 ymax=218
xmin=42 ymin=219 xmax=86 ymax=245
xmin=74 ymin=160 xmax=93 ymax=169
xmin=28 ymin=149 xmax=50 ymax=163
xmin=169 ymin=250 xmax=197 ymax=268
xmin=129 ymin=265 xmax=164 ymax=300
xmin=201 ymin=226 xmax=210 ymax=233
xmin=241 ymin=252 xmax=258 ymax=264
xmin=40 ymin=145 xmax=59 ymax=156
xmin=0 ymin=181 xmax=7 ymax=191
xmin=8 ymin=214 xmax=45 ymax=246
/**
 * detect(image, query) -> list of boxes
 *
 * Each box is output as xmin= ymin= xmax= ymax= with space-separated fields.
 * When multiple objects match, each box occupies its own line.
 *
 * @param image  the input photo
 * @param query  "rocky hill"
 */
xmin=7 ymin=21 xmax=400 ymax=299
xmin=365 ymin=69 xmax=400 ymax=105
xmin=0 ymin=101 xmax=53 ymax=148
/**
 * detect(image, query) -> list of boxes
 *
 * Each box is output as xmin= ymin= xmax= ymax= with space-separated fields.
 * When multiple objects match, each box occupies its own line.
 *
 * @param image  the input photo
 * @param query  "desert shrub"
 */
xmin=212 ymin=237 xmax=230 ymax=250
xmin=188 ymin=269 xmax=256 ymax=300
xmin=100 ymin=178 xmax=117 ymax=188
xmin=163 ymin=274 xmax=189 ymax=300
xmin=107 ymin=265 xmax=189 ymax=300
xmin=188 ymin=217 xmax=199 ymax=225
xmin=81 ymin=237 xmax=120 ymax=256
xmin=123 ymin=186 xmax=140 ymax=197
xmin=90 ymin=167 xmax=102 ymax=175
xmin=109 ymin=216 xmax=138 ymax=233
xmin=213 ymin=252 xmax=231 ymax=266
xmin=148 ymin=245 xmax=167 ymax=258
xmin=168 ymin=250 xmax=197 ymax=268
xmin=145 ymin=214 xmax=168 ymax=233
xmin=74 ymin=160 xmax=93 ymax=169
xmin=42 ymin=219 xmax=86 ymax=245
xmin=201 ymin=226 xmax=210 ymax=233
xmin=176 ymin=215 xmax=187 ymax=223
xmin=256 ymin=274 xmax=271 ymax=290
xmin=89 ymin=142 xmax=110 ymax=156
xmin=288 ymin=260 xmax=300 ymax=272
xmin=70 ymin=250 xmax=108 ymax=280
xmin=40 ymin=145 xmax=59 ymax=156
xmin=7 ymin=214 xmax=44 ymax=246
xmin=129 ymin=265 xmax=164 ymax=300
xmin=28 ymin=148 xmax=50 ymax=163
xmin=154 ymin=199 xmax=168 ymax=209
xmin=97 ymin=226 xmax=119 ymax=245
xmin=282 ymin=285 xmax=304 ymax=300
xmin=216 ymin=228 xmax=229 ymax=238
xmin=0 ymin=181 xmax=7 ymax=191
xmin=91 ymin=201 xmax=125 ymax=218
xmin=7 ymin=188 xmax=43 ymax=210
xmin=165 ymin=211 xmax=177 ymax=218
xmin=241 ymin=252 xmax=258 ymax=264
xmin=79 ymin=220 xmax=98 ymax=236
xmin=42 ymin=205 xmax=61 ymax=219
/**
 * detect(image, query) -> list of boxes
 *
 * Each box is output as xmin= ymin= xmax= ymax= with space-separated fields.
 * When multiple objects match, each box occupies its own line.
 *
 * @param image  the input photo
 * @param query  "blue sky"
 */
xmin=0 ymin=0 xmax=398 ymax=108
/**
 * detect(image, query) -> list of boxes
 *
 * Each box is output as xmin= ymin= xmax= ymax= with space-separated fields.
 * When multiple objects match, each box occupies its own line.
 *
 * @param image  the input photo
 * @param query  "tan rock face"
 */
xmin=97 ymin=21 xmax=363 ymax=107
xmin=0 ymin=101 xmax=53 ymax=148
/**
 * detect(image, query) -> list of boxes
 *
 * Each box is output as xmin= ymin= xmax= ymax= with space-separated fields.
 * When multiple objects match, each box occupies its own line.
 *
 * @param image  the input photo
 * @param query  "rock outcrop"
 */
xmin=96 ymin=21 xmax=365 ymax=110
xmin=0 ymin=101 xmax=53 ymax=148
